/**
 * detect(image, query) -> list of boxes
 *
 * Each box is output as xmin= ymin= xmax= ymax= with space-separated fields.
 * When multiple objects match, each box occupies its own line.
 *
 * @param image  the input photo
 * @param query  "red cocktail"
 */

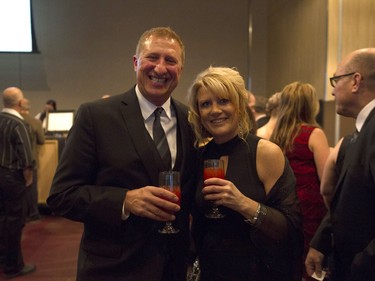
xmin=203 ymin=159 xmax=226 ymax=219
xmin=159 ymin=171 xmax=181 ymax=234
xmin=204 ymin=167 xmax=225 ymax=180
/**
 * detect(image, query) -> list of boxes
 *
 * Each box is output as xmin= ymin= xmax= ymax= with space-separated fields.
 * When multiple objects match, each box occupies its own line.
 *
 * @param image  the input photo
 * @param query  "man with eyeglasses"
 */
xmin=305 ymin=48 xmax=375 ymax=281
xmin=329 ymin=72 xmax=355 ymax=88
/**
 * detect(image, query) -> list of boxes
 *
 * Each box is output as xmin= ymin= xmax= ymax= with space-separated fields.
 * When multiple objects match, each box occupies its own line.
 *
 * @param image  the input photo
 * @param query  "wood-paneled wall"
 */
xmin=266 ymin=0 xmax=327 ymax=99
xmin=264 ymin=0 xmax=375 ymax=145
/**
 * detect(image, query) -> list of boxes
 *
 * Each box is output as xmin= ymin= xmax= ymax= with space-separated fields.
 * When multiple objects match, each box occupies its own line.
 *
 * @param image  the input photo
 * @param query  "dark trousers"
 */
xmin=25 ymin=170 xmax=40 ymax=219
xmin=0 ymin=168 xmax=27 ymax=274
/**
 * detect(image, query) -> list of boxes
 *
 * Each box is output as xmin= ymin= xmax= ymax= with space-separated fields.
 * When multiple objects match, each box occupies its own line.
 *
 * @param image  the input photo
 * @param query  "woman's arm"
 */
xmin=320 ymin=137 xmax=343 ymax=208
xmin=256 ymin=139 xmax=285 ymax=194
xmin=254 ymin=139 xmax=301 ymax=239
xmin=226 ymin=139 xmax=299 ymax=239
xmin=309 ymin=128 xmax=330 ymax=180
xmin=203 ymin=139 xmax=301 ymax=240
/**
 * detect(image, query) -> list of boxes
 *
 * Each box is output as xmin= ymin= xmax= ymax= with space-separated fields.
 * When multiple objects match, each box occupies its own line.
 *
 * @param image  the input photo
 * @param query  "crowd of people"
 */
xmin=1 ymin=26 xmax=374 ymax=281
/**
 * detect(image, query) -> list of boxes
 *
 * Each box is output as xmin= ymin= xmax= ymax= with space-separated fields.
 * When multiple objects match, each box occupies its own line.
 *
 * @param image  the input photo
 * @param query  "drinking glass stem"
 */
xmin=212 ymin=203 xmax=221 ymax=214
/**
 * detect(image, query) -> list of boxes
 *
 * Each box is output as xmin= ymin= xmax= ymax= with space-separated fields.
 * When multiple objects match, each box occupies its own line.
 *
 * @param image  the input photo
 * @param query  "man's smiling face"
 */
xmin=133 ymin=36 xmax=183 ymax=106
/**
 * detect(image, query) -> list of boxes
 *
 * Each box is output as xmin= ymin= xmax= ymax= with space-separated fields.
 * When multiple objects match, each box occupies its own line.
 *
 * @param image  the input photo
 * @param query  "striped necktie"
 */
xmin=153 ymin=107 xmax=172 ymax=170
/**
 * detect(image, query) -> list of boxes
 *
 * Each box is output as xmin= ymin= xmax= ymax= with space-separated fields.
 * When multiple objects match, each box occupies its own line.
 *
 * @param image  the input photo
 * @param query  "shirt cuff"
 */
xmin=121 ymin=200 xmax=130 ymax=220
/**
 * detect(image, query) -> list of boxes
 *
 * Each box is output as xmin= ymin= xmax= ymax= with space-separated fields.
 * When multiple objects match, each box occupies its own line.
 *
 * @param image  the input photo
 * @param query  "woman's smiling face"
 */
xmin=197 ymin=88 xmax=239 ymax=144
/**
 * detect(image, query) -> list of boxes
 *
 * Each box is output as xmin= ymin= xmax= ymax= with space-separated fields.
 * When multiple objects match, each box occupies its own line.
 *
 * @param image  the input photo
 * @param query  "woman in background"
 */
xmin=269 ymin=81 xmax=330 ymax=281
xmin=35 ymin=99 xmax=57 ymax=130
xmin=188 ymin=66 xmax=302 ymax=281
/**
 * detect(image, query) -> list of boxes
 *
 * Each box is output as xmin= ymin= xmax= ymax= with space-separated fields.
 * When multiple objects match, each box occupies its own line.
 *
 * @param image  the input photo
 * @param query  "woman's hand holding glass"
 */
xmin=203 ymin=159 xmax=226 ymax=218
xmin=203 ymin=163 xmax=252 ymax=217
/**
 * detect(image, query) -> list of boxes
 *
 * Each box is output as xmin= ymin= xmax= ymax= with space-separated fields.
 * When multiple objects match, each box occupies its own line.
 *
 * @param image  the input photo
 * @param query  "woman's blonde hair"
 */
xmin=270 ymin=81 xmax=320 ymax=153
xmin=188 ymin=66 xmax=253 ymax=146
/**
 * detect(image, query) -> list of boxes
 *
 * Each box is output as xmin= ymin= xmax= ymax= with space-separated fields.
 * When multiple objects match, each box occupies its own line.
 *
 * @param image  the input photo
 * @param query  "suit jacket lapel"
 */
xmin=172 ymin=98 xmax=190 ymax=173
xmin=119 ymin=88 xmax=163 ymax=185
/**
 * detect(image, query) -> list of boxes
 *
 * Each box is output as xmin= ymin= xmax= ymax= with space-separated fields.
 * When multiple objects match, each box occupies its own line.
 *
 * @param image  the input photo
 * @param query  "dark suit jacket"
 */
xmin=47 ymin=88 xmax=197 ymax=281
xmin=311 ymin=108 xmax=375 ymax=281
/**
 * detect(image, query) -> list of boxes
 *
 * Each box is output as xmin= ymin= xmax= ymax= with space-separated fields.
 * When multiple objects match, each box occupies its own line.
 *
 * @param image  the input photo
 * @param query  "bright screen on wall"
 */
xmin=0 ymin=0 xmax=37 ymax=52
xmin=46 ymin=111 xmax=75 ymax=133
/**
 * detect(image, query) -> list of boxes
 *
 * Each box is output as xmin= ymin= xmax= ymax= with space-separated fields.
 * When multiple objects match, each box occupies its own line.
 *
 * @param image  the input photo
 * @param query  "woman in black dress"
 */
xmin=188 ymin=66 xmax=303 ymax=281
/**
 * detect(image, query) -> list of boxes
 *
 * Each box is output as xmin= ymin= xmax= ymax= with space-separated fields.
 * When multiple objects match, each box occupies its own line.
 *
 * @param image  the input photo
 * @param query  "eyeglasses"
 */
xmin=329 ymin=72 xmax=355 ymax=88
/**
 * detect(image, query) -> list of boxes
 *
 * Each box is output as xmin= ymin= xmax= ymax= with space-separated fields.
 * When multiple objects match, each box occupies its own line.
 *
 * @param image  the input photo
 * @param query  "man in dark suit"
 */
xmin=305 ymin=48 xmax=375 ymax=281
xmin=47 ymin=27 xmax=197 ymax=281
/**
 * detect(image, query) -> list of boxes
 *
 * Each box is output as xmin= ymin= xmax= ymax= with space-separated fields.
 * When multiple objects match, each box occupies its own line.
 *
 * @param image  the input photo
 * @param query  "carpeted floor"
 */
xmin=0 ymin=215 xmax=83 ymax=281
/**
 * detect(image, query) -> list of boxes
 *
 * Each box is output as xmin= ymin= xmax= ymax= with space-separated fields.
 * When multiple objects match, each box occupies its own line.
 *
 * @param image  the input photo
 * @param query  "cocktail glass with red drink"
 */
xmin=203 ymin=159 xmax=226 ymax=219
xmin=158 ymin=171 xmax=181 ymax=234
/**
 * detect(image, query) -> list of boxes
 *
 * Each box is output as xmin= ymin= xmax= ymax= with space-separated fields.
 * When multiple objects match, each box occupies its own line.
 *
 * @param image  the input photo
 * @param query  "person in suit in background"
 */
xmin=47 ymin=27 xmax=197 ymax=281
xmin=35 ymin=99 xmax=57 ymax=131
xmin=20 ymin=98 xmax=45 ymax=221
xmin=0 ymin=87 xmax=36 ymax=279
xmin=248 ymin=91 xmax=270 ymax=128
xmin=305 ymin=48 xmax=375 ymax=281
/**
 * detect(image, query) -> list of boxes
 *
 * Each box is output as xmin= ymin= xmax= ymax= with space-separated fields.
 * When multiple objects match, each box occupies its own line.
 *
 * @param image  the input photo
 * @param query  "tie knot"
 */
xmin=154 ymin=107 xmax=164 ymax=117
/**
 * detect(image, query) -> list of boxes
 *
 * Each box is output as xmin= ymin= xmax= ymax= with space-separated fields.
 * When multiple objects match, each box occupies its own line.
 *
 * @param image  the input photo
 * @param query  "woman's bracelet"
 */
xmin=244 ymin=203 xmax=267 ymax=226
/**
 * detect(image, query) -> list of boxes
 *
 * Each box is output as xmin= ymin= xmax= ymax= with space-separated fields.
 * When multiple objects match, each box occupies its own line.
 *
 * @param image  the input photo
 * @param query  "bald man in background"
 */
xmin=0 ymin=87 xmax=36 ymax=279
xmin=306 ymin=48 xmax=375 ymax=281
